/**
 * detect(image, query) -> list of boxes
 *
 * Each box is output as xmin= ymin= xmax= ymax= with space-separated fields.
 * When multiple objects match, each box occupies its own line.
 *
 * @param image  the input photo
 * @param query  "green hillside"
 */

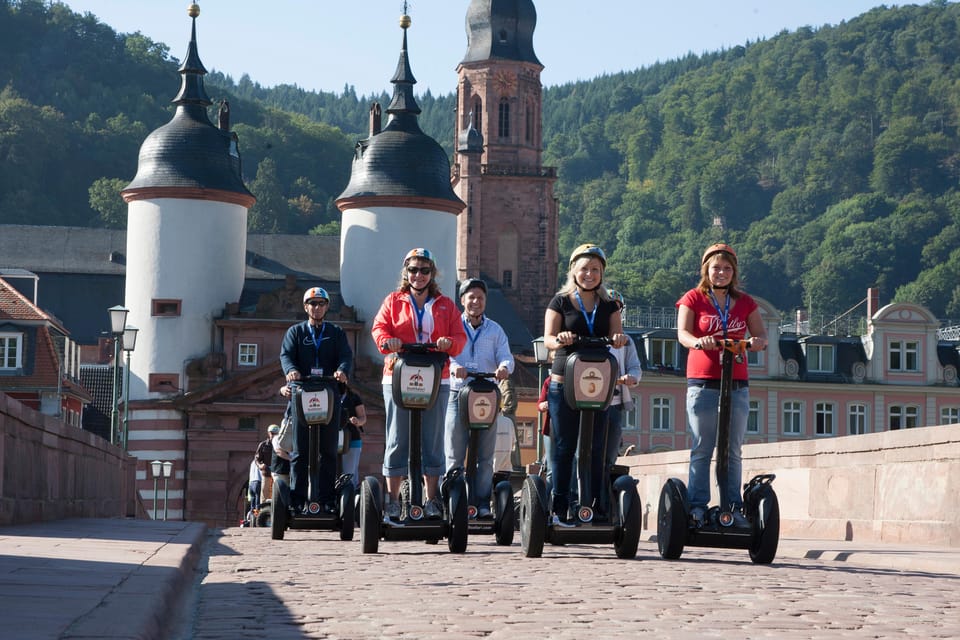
xmin=3 ymin=0 xmax=960 ymax=321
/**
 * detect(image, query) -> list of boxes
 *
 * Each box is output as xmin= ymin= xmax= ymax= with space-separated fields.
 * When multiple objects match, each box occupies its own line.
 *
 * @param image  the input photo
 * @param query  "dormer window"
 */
xmin=804 ymin=343 xmax=834 ymax=373
xmin=888 ymin=340 xmax=919 ymax=372
xmin=0 ymin=332 xmax=23 ymax=370
xmin=649 ymin=337 xmax=678 ymax=369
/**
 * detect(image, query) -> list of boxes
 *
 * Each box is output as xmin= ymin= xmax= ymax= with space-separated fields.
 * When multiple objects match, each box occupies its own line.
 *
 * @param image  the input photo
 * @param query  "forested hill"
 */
xmin=3 ymin=1 xmax=960 ymax=320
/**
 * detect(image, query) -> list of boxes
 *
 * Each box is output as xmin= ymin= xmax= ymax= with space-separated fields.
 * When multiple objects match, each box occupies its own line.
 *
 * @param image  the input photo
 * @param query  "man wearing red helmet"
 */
xmin=676 ymin=243 xmax=768 ymax=527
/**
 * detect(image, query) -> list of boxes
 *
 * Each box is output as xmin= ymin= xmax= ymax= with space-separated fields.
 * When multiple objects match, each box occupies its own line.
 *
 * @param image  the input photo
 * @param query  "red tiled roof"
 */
xmin=0 ymin=277 xmax=66 ymax=332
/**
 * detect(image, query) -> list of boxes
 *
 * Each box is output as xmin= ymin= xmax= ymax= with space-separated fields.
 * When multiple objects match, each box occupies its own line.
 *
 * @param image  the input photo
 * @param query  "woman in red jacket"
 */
xmin=371 ymin=248 xmax=466 ymax=520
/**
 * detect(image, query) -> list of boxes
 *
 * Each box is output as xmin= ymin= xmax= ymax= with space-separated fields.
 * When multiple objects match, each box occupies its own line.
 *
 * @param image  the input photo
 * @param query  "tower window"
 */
xmin=502 ymin=270 xmax=513 ymax=288
xmin=498 ymin=99 xmax=510 ymax=138
xmin=473 ymin=99 xmax=482 ymax=130
xmin=498 ymin=29 xmax=508 ymax=43
xmin=526 ymin=102 xmax=533 ymax=143
xmin=152 ymin=299 xmax=182 ymax=317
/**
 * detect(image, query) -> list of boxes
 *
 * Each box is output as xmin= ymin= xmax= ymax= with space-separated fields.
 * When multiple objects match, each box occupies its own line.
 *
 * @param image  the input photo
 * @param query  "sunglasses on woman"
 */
xmin=406 ymin=266 xmax=432 ymax=275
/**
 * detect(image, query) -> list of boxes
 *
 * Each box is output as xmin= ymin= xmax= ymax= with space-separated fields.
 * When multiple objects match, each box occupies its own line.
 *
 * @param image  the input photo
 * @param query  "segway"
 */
xmin=271 ymin=377 xmax=355 ymax=541
xmin=520 ymin=336 xmax=643 ymax=559
xmin=657 ymin=338 xmax=780 ymax=564
xmin=457 ymin=371 xmax=516 ymax=546
xmin=360 ymin=343 xmax=470 ymax=554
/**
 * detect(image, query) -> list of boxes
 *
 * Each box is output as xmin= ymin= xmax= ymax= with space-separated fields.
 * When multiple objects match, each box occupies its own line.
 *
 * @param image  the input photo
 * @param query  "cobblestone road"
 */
xmin=175 ymin=527 xmax=960 ymax=639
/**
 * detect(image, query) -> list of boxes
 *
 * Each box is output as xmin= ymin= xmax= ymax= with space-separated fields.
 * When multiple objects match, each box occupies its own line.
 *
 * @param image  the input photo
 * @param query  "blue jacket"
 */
xmin=280 ymin=321 xmax=353 ymax=379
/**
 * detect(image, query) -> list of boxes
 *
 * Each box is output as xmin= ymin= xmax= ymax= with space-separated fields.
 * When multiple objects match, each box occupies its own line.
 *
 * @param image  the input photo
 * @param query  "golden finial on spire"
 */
xmin=188 ymin=3 xmax=200 ymax=18
xmin=400 ymin=1 xmax=411 ymax=29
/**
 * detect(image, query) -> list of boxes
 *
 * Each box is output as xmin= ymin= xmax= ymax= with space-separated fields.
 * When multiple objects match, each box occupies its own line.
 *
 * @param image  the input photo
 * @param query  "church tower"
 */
xmin=453 ymin=0 xmax=558 ymax=332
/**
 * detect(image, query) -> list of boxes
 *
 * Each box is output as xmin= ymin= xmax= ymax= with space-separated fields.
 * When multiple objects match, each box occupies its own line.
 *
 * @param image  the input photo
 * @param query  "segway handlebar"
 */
xmin=572 ymin=335 xmax=614 ymax=347
xmin=285 ymin=374 xmax=341 ymax=390
xmin=462 ymin=370 xmax=497 ymax=380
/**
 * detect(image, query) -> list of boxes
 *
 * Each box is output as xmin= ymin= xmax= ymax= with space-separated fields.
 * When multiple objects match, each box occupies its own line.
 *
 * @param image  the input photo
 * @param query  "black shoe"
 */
xmin=322 ymin=502 xmax=336 ymax=514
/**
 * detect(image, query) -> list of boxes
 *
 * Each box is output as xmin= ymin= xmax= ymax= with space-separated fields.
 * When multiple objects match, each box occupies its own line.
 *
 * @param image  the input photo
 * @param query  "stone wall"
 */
xmin=0 ymin=393 xmax=138 ymax=525
xmin=626 ymin=424 xmax=960 ymax=547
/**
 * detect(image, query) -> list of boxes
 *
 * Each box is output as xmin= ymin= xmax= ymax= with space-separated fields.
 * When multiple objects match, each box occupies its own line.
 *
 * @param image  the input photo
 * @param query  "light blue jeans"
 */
xmin=382 ymin=384 xmax=449 ymax=478
xmin=686 ymin=384 xmax=750 ymax=510
xmin=444 ymin=390 xmax=497 ymax=504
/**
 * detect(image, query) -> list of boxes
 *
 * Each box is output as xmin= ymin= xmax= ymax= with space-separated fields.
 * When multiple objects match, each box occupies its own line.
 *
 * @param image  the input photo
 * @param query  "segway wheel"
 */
xmin=614 ymin=479 xmax=642 ymax=560
xmin=360 ymin=476 xmax=381 ymax=554
xmin=657 ymin=478 xmax=687 ymax=560
xmin=270 ymin=477 xmax=287 ymax=541
xmin=493 ymin=480 xmax=515 ymax=546
xmin=447 ymin=476 xmax=469 ymax=554
xmin=339 ymin=482 xmax=356 ymax=542
xmin=255 ymin=502 xmax=272 ymax=528
xmin=748 ymin=485 xmax=780 ymax=564
xmin=520 ymin=475 xmax=547 ymax=558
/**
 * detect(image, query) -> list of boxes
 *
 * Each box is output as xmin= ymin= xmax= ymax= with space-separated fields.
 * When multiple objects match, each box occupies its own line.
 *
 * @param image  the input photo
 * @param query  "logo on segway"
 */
xmin=578 ymin=367 xmax=605 ymax=398
xmin=409 ymin=505 xmax=424 ymax=520
xmin=718 ymin=511 xmax=734 ymax=527
xmin=467 ymin=505 xmax=478 ymax=519
xmin=578 ymin=505 xmax=594 ymax=523
xmin=307 ymin=502 xmax=321 ymax=515
xmin=471 ymin=396 xmax=493 ymax=420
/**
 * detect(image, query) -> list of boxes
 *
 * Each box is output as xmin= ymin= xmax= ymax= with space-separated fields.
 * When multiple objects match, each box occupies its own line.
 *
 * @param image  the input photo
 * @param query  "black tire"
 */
xmin=360 ymin=476 xmax=381 ymax=554
xmin=447 ymin=478 xmax=469 ymax=554
xmin=657 ymin=479 xmax=687 ymax=560
xmin=271 ymin=478 xmax=286 ymax=541
xmin=339 ymin=483 xmax=356 ymax=541
xmin=748 ymin=485 xmax=780 ymax=564
xmin=520 ymin=476 xmax=546 ymax=558
xmin=614 ymin=483 xmax=642 ymax=560
xmin=255 ymin=503 xmax=272 ymax=528
xmin=494 ymin=481 xmax=515 ymax=546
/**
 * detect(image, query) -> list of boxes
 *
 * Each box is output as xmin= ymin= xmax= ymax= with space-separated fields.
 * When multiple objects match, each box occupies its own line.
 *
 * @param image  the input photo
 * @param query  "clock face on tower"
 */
xmin=494 ymin=70 xmax=515 ymax=94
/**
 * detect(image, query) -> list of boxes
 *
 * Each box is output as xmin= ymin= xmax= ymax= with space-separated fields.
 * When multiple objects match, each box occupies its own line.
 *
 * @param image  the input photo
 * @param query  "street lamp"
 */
xmin=532 ymin=336 xmax=550 ymax=465
xmin=107 ymin=305 xmax=128 ymax=446
xmin=162 ymin=461 xmax=173 ymax=521
xmin=120 ymin=325 xmax=138 ymax=451
xmin=150 ymin=460 xmax=162 ymax=520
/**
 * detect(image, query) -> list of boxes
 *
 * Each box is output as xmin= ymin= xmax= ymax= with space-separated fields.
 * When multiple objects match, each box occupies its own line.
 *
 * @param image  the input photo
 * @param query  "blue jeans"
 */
xmin=547 ymin=381 xmax=609 ymax=517
xmin=444 ymin=389 xmax=497 ymax=504
xmin=686 ymin=384 xmax=749 ymax=510
xmin=382 ymin=384 xmax=449 ymax=478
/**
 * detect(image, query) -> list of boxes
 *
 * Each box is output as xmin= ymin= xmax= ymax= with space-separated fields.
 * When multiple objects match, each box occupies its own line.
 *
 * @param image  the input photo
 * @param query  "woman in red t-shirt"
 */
xmin=676 ymin=243 xmax=768 ymax=526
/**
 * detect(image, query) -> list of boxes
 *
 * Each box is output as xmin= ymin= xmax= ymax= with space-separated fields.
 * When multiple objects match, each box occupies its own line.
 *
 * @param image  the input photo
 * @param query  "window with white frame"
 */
xmin=651 ymin=396 xmax=672 ymax=431
xmin=848 ymin=403 xmax=868 ymax=435
xmin=0 ymin=333 xmax=23 ymax=370
xmin=747 ymin=349 xmax=764 ymax=367
xmin=746 ymin=400 xmax=761 ymax=434
xmin=888 ymin=340 xmax=919 ymax=372
xmin=622 ymin=403 xmax=640 ymax=431
xmin=814 ymin=401 xmax=835 ymax=436
xmin=238 ymin=343 xmax=258 ymax=367
xmin=782 ymin=401 xmax=802 ymax=435
xmin=940 ymin=406 xmax=960 ymax=425
xmin=888 ymin=405 xmax=919 ymax=430
xmin=806 ymin=344 xmax=835 ymax=373
xmin=649 ymin=338 xmax=679 ymax=369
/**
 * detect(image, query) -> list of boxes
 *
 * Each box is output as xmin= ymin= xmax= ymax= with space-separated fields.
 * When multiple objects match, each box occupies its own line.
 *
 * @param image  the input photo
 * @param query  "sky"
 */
xmin=59 ymin=1 xmax=894 ymax=97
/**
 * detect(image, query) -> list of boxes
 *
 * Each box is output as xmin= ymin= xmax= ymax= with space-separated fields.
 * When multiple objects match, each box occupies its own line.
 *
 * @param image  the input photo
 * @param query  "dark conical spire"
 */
xmin=172 ymin=3 xmax=212 ymax=106
xmin=386 ymin=14 xmax=421 ymax=116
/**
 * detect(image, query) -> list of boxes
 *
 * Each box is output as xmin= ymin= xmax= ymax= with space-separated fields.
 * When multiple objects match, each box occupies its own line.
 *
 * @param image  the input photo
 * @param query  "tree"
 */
xmin=88 ymin=178 xmax=128 ymax=228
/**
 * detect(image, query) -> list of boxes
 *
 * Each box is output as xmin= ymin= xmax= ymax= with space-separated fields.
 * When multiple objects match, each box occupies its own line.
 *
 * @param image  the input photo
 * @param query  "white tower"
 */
xmin=121 ymin=4 xmax=255 ymax=402
xmin=336 ymin=14 xmax=465 ymax=360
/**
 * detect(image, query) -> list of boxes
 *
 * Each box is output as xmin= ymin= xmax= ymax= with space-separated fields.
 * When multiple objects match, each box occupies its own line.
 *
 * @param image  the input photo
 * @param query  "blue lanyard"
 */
xmin=462 ymin=316 xmax=484 ymax=359
xmin=574 ymin=290 xmax=597 ymax=336
xmin=707 ymin=289 xmax=730 ymax=338
xmin=409 ymin=293 xmax=430 ymax=343
xmin=307 ymin=322 xmax=326 ymax=369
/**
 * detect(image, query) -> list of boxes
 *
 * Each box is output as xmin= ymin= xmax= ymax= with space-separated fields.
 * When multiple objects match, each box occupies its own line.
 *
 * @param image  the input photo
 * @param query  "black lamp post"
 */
xmin=121 ymin=325 xmax=138 ymax=451
xmin=107 ymin=305 xmax=129 ymax=446
xmin=150 ymin=459 xmax=162 ymax=519
xmin=162 ymin=461 xmax=173 ymax=520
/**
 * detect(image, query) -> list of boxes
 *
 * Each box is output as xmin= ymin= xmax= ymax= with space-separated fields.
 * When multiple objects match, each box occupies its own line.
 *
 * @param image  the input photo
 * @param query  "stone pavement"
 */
xmin=1 ymin=518 xmax=959 ymax=639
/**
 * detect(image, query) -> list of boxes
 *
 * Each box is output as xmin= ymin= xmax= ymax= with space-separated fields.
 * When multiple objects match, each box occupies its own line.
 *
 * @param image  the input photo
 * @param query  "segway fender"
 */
xmin=612 ymin=474 xmax=639 ymax=516
xmin=442 ymin=467 xmax=467 ymax=514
